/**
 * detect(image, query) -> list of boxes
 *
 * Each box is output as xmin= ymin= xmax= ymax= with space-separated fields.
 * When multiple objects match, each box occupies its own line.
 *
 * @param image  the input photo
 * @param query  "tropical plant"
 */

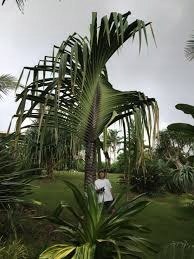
xmin=167 ymin=165 xmax=194 ymax=194
xmin=13 ymin=11 xmax=159 ymax=187
xmin=38 ymin=180 xmax=157 ymax=259
xmin=168 ymin=104 xmax=194 ymax=138
xmin=0 ymin=239 xmax=28 ymax=259
xmin=167 ymin=106 xmax=194 ymax=193
xmin=130 ymin=159 xmax=169 ymax=194
xmin=155 ymin=129 xmax=194 ymax=169
xmin=110 ymin=152 xmax=126 ymax=174
xmin=19 ymin=126 xmax=79 ymax=178
xmin=157 ymin=241 xmax=194 ymax=259
xmin=0 ymin=74 xmax=17 ymax=99
xmin=114 ymin=119 xmax=156 ymax=184
xmin=0 ymin=136 xmax=38 ymax=204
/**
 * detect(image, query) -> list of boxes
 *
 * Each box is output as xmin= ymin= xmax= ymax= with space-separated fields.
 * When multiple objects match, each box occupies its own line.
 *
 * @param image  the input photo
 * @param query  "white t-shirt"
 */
xmin=95 ymin=178 xmax=113 ymax=203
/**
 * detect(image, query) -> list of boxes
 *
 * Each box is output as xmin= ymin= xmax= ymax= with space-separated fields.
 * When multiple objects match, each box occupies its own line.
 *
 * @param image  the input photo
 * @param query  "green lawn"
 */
xmin=29 ymin=171 xmax=194 ymax=257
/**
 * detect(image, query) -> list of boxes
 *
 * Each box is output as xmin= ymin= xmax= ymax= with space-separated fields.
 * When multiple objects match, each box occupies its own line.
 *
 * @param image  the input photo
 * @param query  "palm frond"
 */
xmin=2 ymin=0 xmax=25 ymax=11
xmin=13 ymin=12 xmax=156 ymax=133
xmin=0 ymin=136 xmax=38 ymax=204
xmin=0 ymin=74 xmax=17 ymax=99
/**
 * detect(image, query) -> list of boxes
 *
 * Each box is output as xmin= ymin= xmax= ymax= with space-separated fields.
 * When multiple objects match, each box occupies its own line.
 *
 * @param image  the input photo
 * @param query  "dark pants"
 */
xmin=103 ymin=200 xmax=114 ymax=213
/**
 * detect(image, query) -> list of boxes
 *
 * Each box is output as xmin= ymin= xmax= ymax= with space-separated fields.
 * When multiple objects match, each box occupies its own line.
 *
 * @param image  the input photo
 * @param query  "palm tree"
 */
xmin=185 ymin=34 xmax=194 ymax=61
xmin=107 ymin=129 xmax=122 ymax=162
xmin=0 ymin=74 xmax=17 ymax=99
xmin=13 ymin=12 xmax=159 ymax=187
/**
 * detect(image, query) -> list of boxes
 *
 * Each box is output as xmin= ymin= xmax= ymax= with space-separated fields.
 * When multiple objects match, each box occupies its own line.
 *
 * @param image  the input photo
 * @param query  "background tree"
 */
xmin=19 ymin=125 xmax=83 ymax=177
xmin=167 ymin=105 xmax=194 ymax=193
xmin=13 ymin=12 xmax=159 ymax=187
xmin=106 ymin=129 xmax=122 ymax=162
xmin=155 ymin=129 xmax=194 ymax=169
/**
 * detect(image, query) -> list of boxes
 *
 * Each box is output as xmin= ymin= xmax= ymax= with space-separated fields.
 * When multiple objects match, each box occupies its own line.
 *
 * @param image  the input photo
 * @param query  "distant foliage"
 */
xmin=130 ymin=159 xmax=169 ymax=194
xmin=155 ymin=129 xmax=194 ymax=169
xmin=110 ymin=152 xmax=126 ymax=174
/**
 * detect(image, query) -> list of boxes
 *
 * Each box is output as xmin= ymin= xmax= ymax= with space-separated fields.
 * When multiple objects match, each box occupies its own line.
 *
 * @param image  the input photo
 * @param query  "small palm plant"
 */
xmin=0 ymin=136 xmax=39 ymax=204
xmin=39 ymin=181 xmax=157 ymax=259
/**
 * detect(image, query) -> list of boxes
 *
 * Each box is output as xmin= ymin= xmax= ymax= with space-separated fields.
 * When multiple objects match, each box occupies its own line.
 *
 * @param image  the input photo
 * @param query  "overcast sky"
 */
xmin=0 ymin=0 xmax=194 ymax=132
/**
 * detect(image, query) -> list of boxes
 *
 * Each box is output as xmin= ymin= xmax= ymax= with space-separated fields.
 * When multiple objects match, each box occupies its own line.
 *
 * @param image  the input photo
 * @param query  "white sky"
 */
xmin=0 ymin=0 xmax=194 ymax=132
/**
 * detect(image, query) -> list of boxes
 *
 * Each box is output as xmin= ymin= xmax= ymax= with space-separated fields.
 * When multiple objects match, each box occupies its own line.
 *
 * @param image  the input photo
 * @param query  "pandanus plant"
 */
xmin=12 ymin=11 xmax=159 ymax=187
xmin=39 ymin=181 xmax=157 ymax=259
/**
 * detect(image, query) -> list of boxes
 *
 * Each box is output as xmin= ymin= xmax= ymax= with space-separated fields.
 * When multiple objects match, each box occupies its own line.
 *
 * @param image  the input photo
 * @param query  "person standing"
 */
xmin=95 ymin=169 xmax=114 ymax=212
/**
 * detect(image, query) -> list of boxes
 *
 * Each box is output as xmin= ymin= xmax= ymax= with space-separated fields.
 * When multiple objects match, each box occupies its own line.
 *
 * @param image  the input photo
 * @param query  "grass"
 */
xmin=28 ymin=171 xmax=194 ymax=257
xmin=134 ymin=195 xmax=194 ymax=246
xmin=31 ymin=171 xmax=121 ymax=211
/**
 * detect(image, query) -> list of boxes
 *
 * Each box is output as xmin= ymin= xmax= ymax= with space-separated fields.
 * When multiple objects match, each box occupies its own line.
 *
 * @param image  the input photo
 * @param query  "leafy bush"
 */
xmin=167 ymin=165 xmax=194 ymax=193
xmin=110 ymin=153 xmax=126 ymax=174
xmin=39 ymin=181 xmax=157 ymax=259
xmin=157 ymin=241 xmax=194 ymax=258
xmin=131 ymin=159 xmax=169 ymax=194
xmin=0 ymin=239 xmax=28 ymax=259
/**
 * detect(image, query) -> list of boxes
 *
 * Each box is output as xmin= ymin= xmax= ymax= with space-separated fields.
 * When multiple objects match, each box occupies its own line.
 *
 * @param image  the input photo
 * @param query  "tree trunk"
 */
xmin=84 ymin=140 xmax=97 ymax=188
xmin=46 ymin=160 xmax=54 ymax=179
xmin=84 ymin=85 xmax=100 ymax=188
xmin=97 ymin=145 xmax=102 ymax=170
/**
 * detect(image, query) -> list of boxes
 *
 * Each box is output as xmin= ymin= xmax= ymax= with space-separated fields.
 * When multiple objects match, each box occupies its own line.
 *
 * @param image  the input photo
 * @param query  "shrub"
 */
xmin=130 ymin=159 xmax=169 ymax=194
xmin=0 ymin=239 xmax=28 ymax=259
xmin=39 ymin=181 xmax=157 ymax=259
xmin=110 ymin=153 xmax=126 ymax=174
xmin=167 ymin=165 xmax=194 ymax=193
xmin=0 ymin=138 xmax=38 ymax=205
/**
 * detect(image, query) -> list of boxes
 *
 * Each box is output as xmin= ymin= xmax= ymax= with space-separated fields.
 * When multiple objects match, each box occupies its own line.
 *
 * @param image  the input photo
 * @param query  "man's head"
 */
xmin=98 ymin=169 xmax=106 ymax=179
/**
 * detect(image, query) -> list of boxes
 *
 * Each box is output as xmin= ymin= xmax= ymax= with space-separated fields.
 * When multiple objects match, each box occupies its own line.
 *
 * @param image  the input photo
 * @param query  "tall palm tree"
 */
xmin=13 ymin=12 xmax=159 ymax=187
xmin=0 ymin=74 xmax=17 ymax=99
xmin=185 ymin=33 xmax=194 ymax=61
